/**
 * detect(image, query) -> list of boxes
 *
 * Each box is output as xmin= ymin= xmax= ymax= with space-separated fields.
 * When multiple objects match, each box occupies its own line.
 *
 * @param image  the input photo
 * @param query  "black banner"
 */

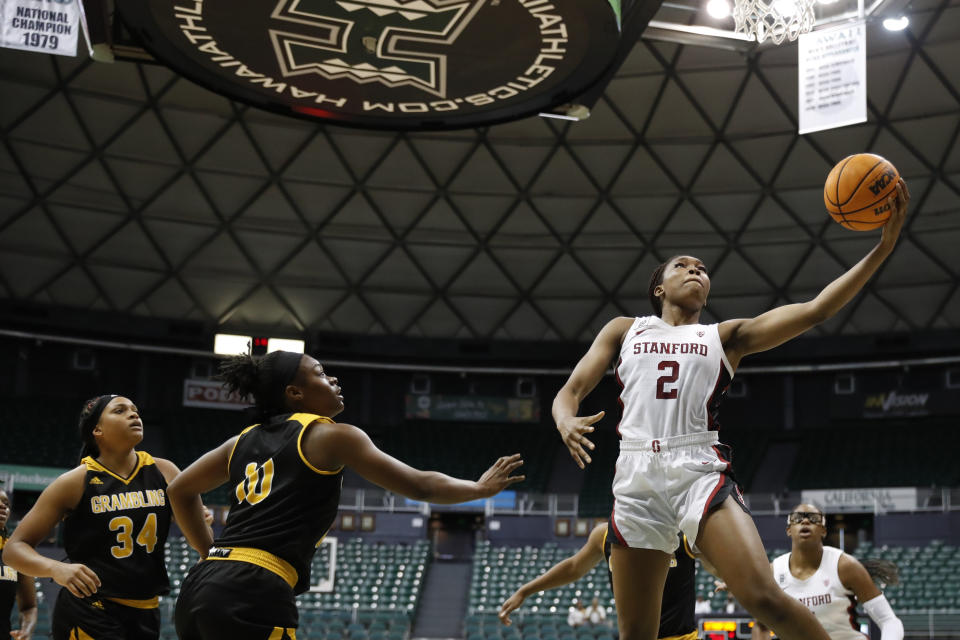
xmin=119 ymin=0 xmax=622 ymax=130
xmin=830 ymin=388 xmax=960 ymax=419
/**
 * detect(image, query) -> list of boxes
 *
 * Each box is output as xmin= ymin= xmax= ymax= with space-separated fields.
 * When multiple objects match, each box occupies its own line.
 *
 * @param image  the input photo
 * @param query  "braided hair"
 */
xmin=217 ymin=351 xmax=304 ymax=421
xmin=648 ymin=255 xmax=681 ymax=316
xmin=860 ymin=559 xmax=900 ymax=588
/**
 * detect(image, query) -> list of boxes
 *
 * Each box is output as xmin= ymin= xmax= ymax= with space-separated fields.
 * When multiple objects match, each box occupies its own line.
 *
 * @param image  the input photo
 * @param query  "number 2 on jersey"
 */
xmin=109 ymin=513 xmax=158 ymax=558
xmin=656 ymin=361 xmax=679 ymax=399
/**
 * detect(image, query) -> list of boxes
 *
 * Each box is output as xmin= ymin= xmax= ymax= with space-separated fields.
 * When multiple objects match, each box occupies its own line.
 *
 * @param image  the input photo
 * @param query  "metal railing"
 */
xmin=338 ymin=488 xmax=580 ymax=516
xmin=338 ymin=486 xmax=960 ymax=517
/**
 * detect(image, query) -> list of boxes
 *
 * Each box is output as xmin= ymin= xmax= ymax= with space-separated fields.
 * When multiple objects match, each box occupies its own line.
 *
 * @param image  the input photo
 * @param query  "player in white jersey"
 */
xmin=551 ymin=179 xmax=909 ymax=640
xmin=752 ymin=504 xmax=903 ymax=640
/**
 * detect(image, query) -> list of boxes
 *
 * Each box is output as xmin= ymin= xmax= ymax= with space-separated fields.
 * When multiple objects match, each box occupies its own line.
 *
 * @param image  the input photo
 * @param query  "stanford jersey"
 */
xmin=616 ymin=316 xmax=733 ymax=441
xmin=772 ymin=546 xmax=865 ymax=640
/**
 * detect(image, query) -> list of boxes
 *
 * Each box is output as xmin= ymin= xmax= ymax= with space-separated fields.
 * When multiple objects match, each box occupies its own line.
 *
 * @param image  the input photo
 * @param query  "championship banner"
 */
xmin=797 ymin=20 xmax=866 ymax=135
xmin=0 ymin=464 xmax=69 ymax=491
xmin=801 ymin=487 xmax=917 ymax=513
xmin=405 ymin=394 xmax=540 ymax=423
xmin=182 ymin=379 xmax=253 ymax=410
xmin=0 ymin=0 xmax=81 ymax=56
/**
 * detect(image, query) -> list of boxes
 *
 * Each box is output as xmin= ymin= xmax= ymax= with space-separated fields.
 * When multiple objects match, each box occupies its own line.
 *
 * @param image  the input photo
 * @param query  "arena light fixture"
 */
xmin=213 ymin=333 xmax=251 ymax=356
xmin=707 ymin=0 xmax=732 ymax=19
xmin=882 ymin=15 xmax=909 ymax=29
xmin=267 ymin=338 xmax=306 ymax=354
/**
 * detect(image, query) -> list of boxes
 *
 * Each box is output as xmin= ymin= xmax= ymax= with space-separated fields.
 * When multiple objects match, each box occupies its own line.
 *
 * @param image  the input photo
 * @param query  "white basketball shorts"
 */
xmin=609 ymin=432 xmax=748 ymax=554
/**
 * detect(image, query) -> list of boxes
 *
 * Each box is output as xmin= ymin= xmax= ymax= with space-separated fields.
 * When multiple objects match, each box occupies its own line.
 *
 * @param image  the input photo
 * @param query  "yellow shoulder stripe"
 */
xmin=295 ymin=416 xmax=343 ymax=475
xmin=81 ymin=452 xmax=150 ymax=486
xmin=227 ymin=423 xmax=260 ymax=469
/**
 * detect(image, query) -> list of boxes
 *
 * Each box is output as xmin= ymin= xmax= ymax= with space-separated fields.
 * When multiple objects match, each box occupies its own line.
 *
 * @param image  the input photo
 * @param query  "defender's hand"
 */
xmin=475 ymin=455 xmax=525 ymax=498
xmin=499 ymin=589 xmax=527 ymax=626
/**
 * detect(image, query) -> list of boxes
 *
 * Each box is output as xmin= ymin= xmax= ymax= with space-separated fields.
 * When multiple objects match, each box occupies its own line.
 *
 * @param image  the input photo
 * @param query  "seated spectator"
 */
xmin=586 ymin=596 xmax=607 ymax=626
xmin=694 ymin=595 xmax=712 ymax=614
xmin=725 ymin=594 xmax=737 ymax=614
xmin=567 ymin=599 xmax=587 ymax=628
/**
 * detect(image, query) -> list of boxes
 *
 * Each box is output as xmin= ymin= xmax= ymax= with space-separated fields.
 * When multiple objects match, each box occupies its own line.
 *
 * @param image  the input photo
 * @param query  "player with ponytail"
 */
xmin=169 ymin=351 xmax=525 ymax=640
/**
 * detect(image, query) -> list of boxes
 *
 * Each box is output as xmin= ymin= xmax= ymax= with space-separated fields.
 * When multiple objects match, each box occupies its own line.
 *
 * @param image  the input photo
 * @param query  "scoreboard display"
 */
xmin=699 ymin=618 xmax=871 ymax=639
xmin=698 ymin=618 xmax=766 ymax=639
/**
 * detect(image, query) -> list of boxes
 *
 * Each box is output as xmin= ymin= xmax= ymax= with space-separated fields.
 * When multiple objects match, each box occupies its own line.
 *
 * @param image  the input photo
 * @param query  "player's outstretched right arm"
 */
xmin=2 ymin=467 xmax=101 ymax=598
xmin=499 ymin=524 xmax=607 ymax=626
xmin=305 ymin=422 xmax=524 ymax=504
xmin=553 ymin=317 xmax=633 ymax=469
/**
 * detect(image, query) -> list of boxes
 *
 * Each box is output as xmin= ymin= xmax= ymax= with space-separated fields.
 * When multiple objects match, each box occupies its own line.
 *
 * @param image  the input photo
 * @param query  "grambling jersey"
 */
xmin=772 ymin=546 xmax=865 ymax=640
xmin=616 ymin=316 xmax=733 ymax=441
xmin=0 ymin=535 xmax=18 ymax=636
xmin=62 ymin=452 xmax=171 ymax=599
xmin=213 ymin=412 xmax=343 ymax=594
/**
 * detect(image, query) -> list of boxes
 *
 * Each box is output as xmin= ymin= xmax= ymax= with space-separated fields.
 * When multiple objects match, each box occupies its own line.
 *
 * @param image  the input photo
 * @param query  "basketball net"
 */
xmin=733 ymin=0 xmax=816 ymax=44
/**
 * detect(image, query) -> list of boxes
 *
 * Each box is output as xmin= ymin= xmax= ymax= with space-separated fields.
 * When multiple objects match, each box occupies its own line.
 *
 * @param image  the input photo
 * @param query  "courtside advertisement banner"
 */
xmin=183 ymin=379 xmax=253 ymax=410
xmin=0 ymin=464 xmax=69 ymax=490
xmin=801 ymin=487 xmax=917 ymax=512
xmin=405 ymin=394 xmax=540 ymax=423
xmin=0 ymin=0 xmax=80 ymax=56
xmin=830 ymin=387 xmax=960 ymax=418
xmin=118 ymin=0 xmax=622 ymax=130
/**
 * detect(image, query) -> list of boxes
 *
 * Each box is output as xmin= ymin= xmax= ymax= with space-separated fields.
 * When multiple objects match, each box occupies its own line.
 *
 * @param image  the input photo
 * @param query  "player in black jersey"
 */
xmin=499 ymin=525 xmax=703 ymax=640
xmin=3 ymin=395 xmax=207 ymax=640
xmin=167 ymin=350 xmax=525 ymax=640
xmin=0 ymin=487 xmax=37 ymax=640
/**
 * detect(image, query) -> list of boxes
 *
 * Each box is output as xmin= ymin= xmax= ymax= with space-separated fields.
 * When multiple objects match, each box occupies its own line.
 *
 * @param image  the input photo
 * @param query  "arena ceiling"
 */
xmin=1 ymin=0 xmax=959 ymax=345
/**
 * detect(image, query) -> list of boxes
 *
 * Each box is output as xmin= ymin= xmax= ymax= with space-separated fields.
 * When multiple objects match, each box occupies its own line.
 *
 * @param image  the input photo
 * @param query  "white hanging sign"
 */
xmin=0 ymin=0 xmax=80 ymax=57
xmin=798 ymin=21 xmax=867 ymax=135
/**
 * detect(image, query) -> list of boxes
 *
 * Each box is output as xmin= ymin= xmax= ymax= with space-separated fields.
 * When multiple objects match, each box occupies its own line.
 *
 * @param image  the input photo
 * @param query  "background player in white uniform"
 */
xmin=551 ymin=179 xmax=909 ymax=640
xmin=752 ymin=504 xmax=903 ymax=640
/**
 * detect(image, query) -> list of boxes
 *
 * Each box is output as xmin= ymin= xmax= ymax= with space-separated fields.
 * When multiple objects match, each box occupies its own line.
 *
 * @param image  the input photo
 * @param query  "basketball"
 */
xmin=823 ymin=153 xmax=900 ymax=231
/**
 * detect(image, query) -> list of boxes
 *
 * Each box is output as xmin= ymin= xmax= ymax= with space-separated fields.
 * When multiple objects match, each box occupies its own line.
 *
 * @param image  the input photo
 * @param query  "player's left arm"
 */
xmin=498 ymin=524 xmax=606 ymax=626
xmin=838 ymin=554 xmax=903 ymax=640
xmin=11 ymin=571 xmax=38 ymax=640
xmin=164 ymin=441 xmax=236 ymax=557
xmin=720 ymin=180 xmax=908 ymax=369
xmin=155 ymin=457 xmax=215 ymax=539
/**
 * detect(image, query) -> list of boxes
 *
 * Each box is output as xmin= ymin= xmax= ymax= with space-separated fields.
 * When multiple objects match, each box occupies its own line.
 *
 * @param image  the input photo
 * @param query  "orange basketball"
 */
xmin=823 ymin=153 xmax=900 ymax=231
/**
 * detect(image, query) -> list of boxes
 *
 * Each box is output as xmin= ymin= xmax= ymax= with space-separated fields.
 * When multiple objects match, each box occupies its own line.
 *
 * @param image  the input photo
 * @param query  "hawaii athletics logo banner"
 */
xmin=119 ymin=0 xmax=623 ymax=129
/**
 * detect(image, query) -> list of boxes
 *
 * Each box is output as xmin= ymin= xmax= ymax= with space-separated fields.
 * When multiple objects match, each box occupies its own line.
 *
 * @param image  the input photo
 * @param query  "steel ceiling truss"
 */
xmin=0 ymin=0 xmax=958 ymax=341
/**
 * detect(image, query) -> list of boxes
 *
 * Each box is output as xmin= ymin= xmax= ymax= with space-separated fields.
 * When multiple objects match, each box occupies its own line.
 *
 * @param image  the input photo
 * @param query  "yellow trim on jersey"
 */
xmin=228 ymin=424 xmax=261 ymax=469
xmin=291 ymin=414 xmax=342 ymax=475
xmin=81 ymin=451 xmax=154 ymax=486
xmin=104 ymin=596 xmax=160 ymax=609
xmin=659 ymin=630 xmax=697 ymax=640
xmin=70 ymin=627 xmax=95 ymax=640
xmin=204 ymin=546 xmax=298 ymax=589
xmin=268 ymin=627 xmax=297 ymax=640
xmin=681 ymin=534 xmax=696 ymax=559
